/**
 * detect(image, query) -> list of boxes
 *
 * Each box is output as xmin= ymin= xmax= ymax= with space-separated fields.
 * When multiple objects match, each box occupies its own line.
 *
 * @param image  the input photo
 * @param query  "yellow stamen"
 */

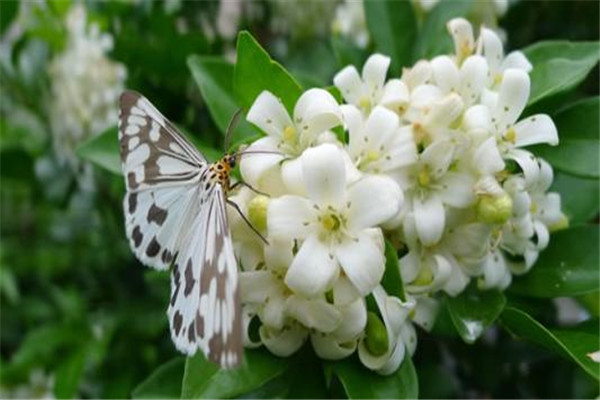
xmin=505 ymin=128 xmax=516 ymax=144
xmin=365 ymin=149 xmax=379 ymax=163
xmin=282 ymin=125 xmax=297 ymax=145
xmin=359 ymin=96 xmax=372 ymax=113
xmin=413 ymin=265 xmax=433 ymax=286
xmin=321 ymin=213 xmax=340 ymax=232
xmin=418 ymin=168 xmax=431 ymax=187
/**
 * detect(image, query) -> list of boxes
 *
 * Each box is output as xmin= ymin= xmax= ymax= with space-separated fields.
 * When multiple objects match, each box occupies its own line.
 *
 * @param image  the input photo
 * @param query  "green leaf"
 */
xmin=509 ymin=226 xmax=599 ymax=297
xmin=181 ymin=349 xmax=289 ymax=399
xmin=332 ymin=356 xmax=418 ymax=399
xmin=330 ymin=36 xmax=367 ymax=70
xmin=411 ymin=0 xmax=474 ymax=61
xmin=54 ymin=349 xmax=86 ymax=399
xmin=524 ymin=41 xmax=600 ymax=106
xmin=551 ymin=172 xmax=599 ymax=225
xmin=75 ymin=127 xmax=121 ymax=175
xmin=234 ymin=31 xmax=303 ymax=115
xmin=381 ymin=240 xmax=406 ymax=301
xmin=364 ymin=0 xmax=417 ymax=74
xmin=187 ymin=55 xmax=255 ymax=146
xmin=501 ymin=307 xmax=599 ymax=381
xmin=132 ymin=357 xmax=185 ymax=399
xmin=531 ymin=97 xmax=599 ymax=178
xmin=446 ymin=286 xmax=506 ymax=343
xmin=285 ymin=346 xmax=329 ymax=399
xmin=0 ymin=0 xmax=18 ymax=35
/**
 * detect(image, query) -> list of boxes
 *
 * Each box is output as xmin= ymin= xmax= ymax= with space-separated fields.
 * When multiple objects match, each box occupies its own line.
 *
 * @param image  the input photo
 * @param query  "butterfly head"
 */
xmin=223 ymin=153 xmax=238 ymax=169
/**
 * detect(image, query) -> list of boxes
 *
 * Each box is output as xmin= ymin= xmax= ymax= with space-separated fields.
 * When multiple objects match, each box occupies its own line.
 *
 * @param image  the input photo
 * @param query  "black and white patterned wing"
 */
xmin=167 ymin=184 xmax=242 ymax=368
xmin=119 ymin=91 xmax=206 ymax=270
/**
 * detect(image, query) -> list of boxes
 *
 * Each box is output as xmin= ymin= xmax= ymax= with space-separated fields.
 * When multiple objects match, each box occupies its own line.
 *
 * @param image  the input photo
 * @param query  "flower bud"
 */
xmin=365 ymin=312 xmax=389 ymax=356
xmin=476 ymin=193 xmax=513 ymax=224
xmin=248 ymin=195 xmax=269 ymax=232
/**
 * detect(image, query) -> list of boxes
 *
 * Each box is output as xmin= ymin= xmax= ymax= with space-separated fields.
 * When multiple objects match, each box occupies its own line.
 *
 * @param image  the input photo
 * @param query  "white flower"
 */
xmin=241 ymin=89 xmax=342 ymax=189
xmin=334 ymin=54 xmax=409 ymax=115
xmin=268 ymin=144 xmax=403 ymax=297
xmin=332 ymin=0 xmax=369 ymax=49
xmin=343 ymin=105 xmax=417 ymax=176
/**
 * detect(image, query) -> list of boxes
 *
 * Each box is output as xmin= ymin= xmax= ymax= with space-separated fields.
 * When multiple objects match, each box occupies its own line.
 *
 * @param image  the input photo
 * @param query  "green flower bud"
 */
xmin=248 ymin=195 xmax=269 ymax=232
xmin=365 ymin=312 xmax=389 ymax=356
xmin=476 ymin=193 xmax=513 ymax=224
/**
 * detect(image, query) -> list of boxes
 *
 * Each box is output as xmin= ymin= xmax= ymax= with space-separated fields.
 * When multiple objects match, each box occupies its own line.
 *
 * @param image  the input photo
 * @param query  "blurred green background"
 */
xmin=0 ymin=0 xmax=598 ymax=398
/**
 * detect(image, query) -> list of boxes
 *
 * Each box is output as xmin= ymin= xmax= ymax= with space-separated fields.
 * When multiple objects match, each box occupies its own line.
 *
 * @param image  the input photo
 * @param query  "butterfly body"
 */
xmin=118 ymin=91 xmax=242 ymax=368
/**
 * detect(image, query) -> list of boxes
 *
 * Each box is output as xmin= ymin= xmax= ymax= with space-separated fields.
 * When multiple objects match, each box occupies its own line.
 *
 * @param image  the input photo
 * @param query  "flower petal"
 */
xmin=268 ymin=195 xmax=315 ymax=241
xmin=247 ymin=90 xmax=293 ymax=138
xmin=285 ymin=233 xmax=338 ymax=297
xmin=334 ymin=65 xmax=364 ymax=105
xmin=380 ymin=79 xmax=410 ymax=112
xmin=447 ymin=18 xmax=474 ymax=58
xmin=437 ymin=171 xmax=475 ymax=208
xmin=333 ymin=298 xmax=368 ymax=341
xmin=347 ymin=175 xmax=403 ymax=230
xmin=501 ymin=51 xmax=532 ymax=73
xmin=401 ymin=60 xmax=432 ymax=89
xmin=478 ymin=27 xmax=504 ymax=72
xmin=334 ymin=229 xmax=385 ymax=296
xmin=362 ymin=53 xmax=391 ymax=93
xmin=294 ymin=88 xmax=342 ymax=139
xmin=333 ymin=276 xmax=361 ymax=306
xmin=411 ymin=296 xmax=440 ymax=332
xmin=505 ymin=148 xmax=540 ymax=187
xmin=280 ymin=157 xmax=306 ymax=196
xmin=431 ymin=55 xmax=460 ymax=93
xmin=364 ymin=106 xmax=400 ymax=150
xmin=513 ymin=114 xmax=558 ymax=147
xmin=413 ymin=193 xmax=445 ymax=246
xmin=459 ymin=55 xmax=488 ymax=105
xmin=286 ymin=295 xmax=342 ymax=333
xmin=264 ymin=238 xmax=294 ymax=274
xmin=312 ymin=334 xmax=357 ymax=360
xmin=260 ymin=324 xmax=307 ymax=357
xmin=420 ymin=139 xmax=455 ymax=180
xmin=472 ymin=137 xmax=505 ymax=175
xmin=302 ymin=143 xmax=347 ymax=207
xmin=240 ymin=137 xmax=284 ymax=187
xmin=493 ymin=69 xmax=530 ymax=131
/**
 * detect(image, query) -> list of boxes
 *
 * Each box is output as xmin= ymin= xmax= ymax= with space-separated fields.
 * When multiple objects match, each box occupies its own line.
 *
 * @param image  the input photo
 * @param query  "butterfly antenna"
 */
xmin=224 ymin=108 xmax=244 ymax=153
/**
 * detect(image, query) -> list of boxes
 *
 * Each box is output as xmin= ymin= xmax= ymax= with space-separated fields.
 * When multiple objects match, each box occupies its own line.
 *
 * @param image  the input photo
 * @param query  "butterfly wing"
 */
xmin=167 ymin=184 xmax=242 ymax=368
xmin=119 ymin=91 xmax=207 ymax=270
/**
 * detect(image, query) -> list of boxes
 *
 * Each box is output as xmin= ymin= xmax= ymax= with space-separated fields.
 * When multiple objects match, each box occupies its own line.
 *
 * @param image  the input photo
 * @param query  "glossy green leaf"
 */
xmin=509 ymin=226 xmax=599 ymax=297
xmin=501 ymin=307 xmax=599 ymax=380
xmin=531 ymin=97 xmax=599 ymax=178
xmin=381 ymin=240 xmax=406 ymax=301
xmin=75 ymin=126 xmax=120 ymax=175
xmin=131 ymin=357 xmax=185 ymax=399
xmin=551 ymin=172 xmax=599 ymax=225
xmin=446 ymin=287 xmax=506 ymax=343
xmin=364 ymin=0 xmax=417 ymax=74
xmin=524 ymin=41 xmax=600 ymax=106
xmin=188 ymin=56 xmax=255 ymax=146
xmin=234 ymin=31 xmax=303 ymax=115
xmin=411 ymin=0 xmax=474 ymax=61
xmin=181 ymin=349 xmax=288 ymax=399
xmin=332 ymin=356 xmax=418 ymax=399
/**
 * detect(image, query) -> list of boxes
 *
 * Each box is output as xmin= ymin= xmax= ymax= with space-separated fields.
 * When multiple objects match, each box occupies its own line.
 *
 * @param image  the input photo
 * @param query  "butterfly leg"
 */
xmin=226 ymin=199 xmax=269 ymax=246
xmin=229 ymin=181 xmax=270 ymax=197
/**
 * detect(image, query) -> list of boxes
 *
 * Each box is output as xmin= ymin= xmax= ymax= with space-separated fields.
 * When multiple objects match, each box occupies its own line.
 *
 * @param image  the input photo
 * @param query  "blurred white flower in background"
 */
xmin=229 ymin=17 xmax=563 ymax=375
xmin=332 ymin=0 xmax=369 ymax=49
xmin=48 ymin=5 xmax=126 ymax=178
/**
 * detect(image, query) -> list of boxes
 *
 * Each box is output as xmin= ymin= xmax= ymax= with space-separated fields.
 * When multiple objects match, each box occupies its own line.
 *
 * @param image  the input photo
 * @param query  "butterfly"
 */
xmin=118 ymin=91 xmax=263 ymax=368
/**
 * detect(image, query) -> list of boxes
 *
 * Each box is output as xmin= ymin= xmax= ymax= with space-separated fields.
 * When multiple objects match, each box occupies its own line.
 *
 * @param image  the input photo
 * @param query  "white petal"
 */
xmin=481 ymin=250 xmax=510 ymax=290
xmin=280 ymin=157 xmax=306 ymax=196
xmin=437 ymin=172 xmax=476 ymax=208
xmin=413 ymin=193 xmax=445 ymax=246
xmin=400 ymin=250 xmax=420 ymax=284
xmin=501 ymin=51 xmax=532 ymax=73
xmin=242 ymin=306 xmax=262 ymax=348
xmin=400 ymin=324 xmax=417 ymax=357
xmin=473 ymin=137 xmax=505 ymax=175
xmin=347 ymin=175 xmax=403 ymax=230
xmin=459 ymin=55 xmax=488 ymax=105
xmin=311 ymin=334 xmax=356 ymax=360
xmin=333 ymin=298 xmax=368 ymax=341
xmin=538 ymin=192 xmax=563 ymax=226
xmin=364 ymin=106 xmax=400 ymax=150
xmin=380 ymin=126 xmax=418 ymax=170
xmin=334 ymin=65 xmax=364 ymax=105
xmin=362 ymin=53 xmax=391 ymax=93
xmin=442 ymin=257 xmax=470 ymax=296
xmin=532 ymin=220 xmax=550 ymax=251
xmin=260 ymin=324 xmax=307 ymax=357
xmin=431 ymin=56 xmax=460 ymax=93
xmin=262 ymin=291 xmax=287 ymax=329
xmin=302 ymin=143 xmax=346 ymax=207
xmin=426 ymin=93 xmax=464 ymax=128
xmin=268 ymin=195 xmax=315 ymax=241
xmin=410 ymin=84 xmax=443 ymax=108
xmin=285 ymin=295 xmax=342 ymax=333
xmin=333 ymin=275 xmax=362 ymax=306
xmin=293 ymin=88 xmax=342 ymax=139
xmin=411 ymin=296 xmax=440 ymax=332
xmin=421 ymin=139 xmax=455 ymax=180
xmin=447 ymin=18 xmax=474 ymax=57
xmin=342 ymin=104 xmax=364 ymax=151
xmin=402 ymin=60 xmax=432 ymax=89
xmin=381 ymin=79 xmax=410 ymax=112
xmin=513 ymin=114 xmax=558 ymax=147
xmin=505 ymin=149 xmax=540 ymax=187
xmin=479 ymin=27 xmax=504 ymax=72
xmin=462 ymin=104 xmax=492 ymax=140
xmin=285 ymin=233 xmax=338 ymax=297
xmin=240 ymin=137 xmax=284 ymax=187
xmin=247 ymin=90 xmax=293 ymax=138
xmin=239 ymin=270 xmax=280 ymax=303
xmin=493 ymin=69 xmax=530 ymax=131
xmin=264 ymin=238 xmax=294 ymax=274
xmin=334 ymin=230 xmax=385 ymax=296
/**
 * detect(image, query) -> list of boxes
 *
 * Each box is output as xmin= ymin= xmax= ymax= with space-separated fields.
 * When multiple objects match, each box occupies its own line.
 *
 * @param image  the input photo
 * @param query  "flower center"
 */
xmin=359 ymin=96 xmax=372 ymax=113
xmin=282 ymin=125 xmax=298 ymax=145
xmin=321 ymin=212 xmax=341 ymax=232
xmin=418 ymin=167 xmax=431 ymax=187
xmin=504 ymin=128 xmax=516 ymax=144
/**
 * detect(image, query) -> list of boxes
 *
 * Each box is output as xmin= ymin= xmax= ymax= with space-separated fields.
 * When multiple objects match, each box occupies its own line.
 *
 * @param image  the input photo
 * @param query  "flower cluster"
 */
xmin=49 ymin=5 xmax=126 ymax=173
xmin=230 ymin=18 xmax=564 ymax=374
